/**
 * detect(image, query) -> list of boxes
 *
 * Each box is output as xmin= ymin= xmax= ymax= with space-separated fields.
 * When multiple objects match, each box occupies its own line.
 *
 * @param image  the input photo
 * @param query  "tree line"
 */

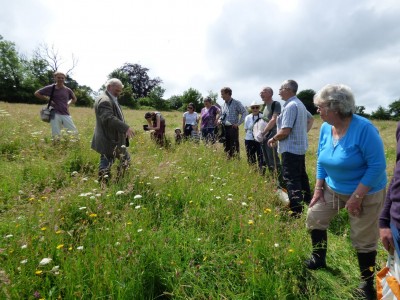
xmin=1 ymin=35 xmax=399 ymax=118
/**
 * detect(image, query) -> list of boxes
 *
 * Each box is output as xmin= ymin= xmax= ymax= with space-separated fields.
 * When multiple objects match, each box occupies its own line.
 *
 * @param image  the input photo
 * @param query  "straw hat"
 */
xmin=249 ymin=100 xmax=263 ymax=108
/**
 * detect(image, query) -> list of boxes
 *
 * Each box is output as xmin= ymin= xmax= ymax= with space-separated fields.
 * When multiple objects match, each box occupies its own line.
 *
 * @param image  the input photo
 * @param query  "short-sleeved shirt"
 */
xmin=201 ymin=106 xmax=220 ymax=129
xmin=183 ymin=112 xmax=198 ymax=125
xmin=220 ymin=98 xmax=247 ymax=126
xmin=263 ymin=100 xmax=281 ymax=135
xmin=277 ymin=96 xmax=310 ymax=155
xmin=244 ymin=113 xmax=263 ymax=140
xmin=38 ymin=84 xmax=75 ymax=115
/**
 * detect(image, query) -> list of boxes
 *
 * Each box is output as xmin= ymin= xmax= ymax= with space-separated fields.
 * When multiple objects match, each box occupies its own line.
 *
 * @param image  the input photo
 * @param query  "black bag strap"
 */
xmin=47 ymin=84 xmax=56 ymax=109
xmin=271 ymin=100 xmax=276 ymax=116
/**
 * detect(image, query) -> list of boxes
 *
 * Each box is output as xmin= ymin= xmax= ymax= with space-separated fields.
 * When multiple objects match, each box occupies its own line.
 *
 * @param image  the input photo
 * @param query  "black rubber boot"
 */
xmin=354 ymin=251 xmax=377 ymax=300
xmin=305 ymin=229 xmax=327 ymax=270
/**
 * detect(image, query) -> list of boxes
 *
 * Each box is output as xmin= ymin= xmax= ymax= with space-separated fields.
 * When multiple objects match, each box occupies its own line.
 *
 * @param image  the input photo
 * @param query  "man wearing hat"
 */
xmin=244 ymin=100 xmax=264 ymax=172
xmin=34 ymin=70 xmax=78 ymax=137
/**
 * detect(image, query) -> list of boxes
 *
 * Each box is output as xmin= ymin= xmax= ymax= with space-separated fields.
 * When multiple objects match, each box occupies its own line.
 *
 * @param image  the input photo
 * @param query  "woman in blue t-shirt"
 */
xmin=305 ymin=84 xmax=387 ymax=299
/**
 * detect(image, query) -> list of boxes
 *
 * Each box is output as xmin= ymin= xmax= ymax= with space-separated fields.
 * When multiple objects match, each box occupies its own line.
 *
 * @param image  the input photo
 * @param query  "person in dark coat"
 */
xmin=91 ymin=78 xmax=135 ymax=183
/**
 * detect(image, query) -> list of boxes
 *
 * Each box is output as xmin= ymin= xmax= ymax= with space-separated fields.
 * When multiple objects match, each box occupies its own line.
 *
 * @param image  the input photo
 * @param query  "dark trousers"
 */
xmin=282 ymin=152 xmax=311 ymax=215
xmin=245 ymin=140 xmax=263 ymax=172
xmin=223 ymin=126 xmax=239 ymax=158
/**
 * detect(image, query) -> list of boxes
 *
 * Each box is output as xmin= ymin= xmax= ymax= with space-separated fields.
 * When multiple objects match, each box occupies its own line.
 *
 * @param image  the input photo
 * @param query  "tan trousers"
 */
xmin=306 ymin=183 xmax=385 ymax=252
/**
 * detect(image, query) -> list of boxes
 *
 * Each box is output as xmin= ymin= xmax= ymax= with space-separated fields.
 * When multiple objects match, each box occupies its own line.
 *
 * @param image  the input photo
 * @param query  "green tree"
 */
xmin=355 ymin=105 xmax=370 ymax=118
xmin=167 ymin=95 xmax=183 ymax=110
xmin=370 ymin=106 xmax=391 ymax=120
xmin=112 ymin=63 xmax=162 ymax=100
xmin=388 ymin=100 xmax=400 ymax=120
xmin=297 ymin=89 xmax=316 ymax=114
xmin=148 ymin=86 xmax=168 ymax=110
xmin=107 ymin=69 xmax=137 ymax=108
xmin=0 ymin=35 xmax=24 ymax=102
xmin=181 ymin=88 xmax=202 ymax=112
xmin=74 ymin=85 xmax=94 ymax=107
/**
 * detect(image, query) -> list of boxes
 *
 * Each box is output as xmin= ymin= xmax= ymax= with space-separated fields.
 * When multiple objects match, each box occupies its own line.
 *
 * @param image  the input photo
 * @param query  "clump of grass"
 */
xmin=0 ymin=102 xmax=396 ymax=299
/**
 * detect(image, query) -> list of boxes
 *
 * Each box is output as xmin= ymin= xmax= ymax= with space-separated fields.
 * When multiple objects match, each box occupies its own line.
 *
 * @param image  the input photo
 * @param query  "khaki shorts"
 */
xmin=306 ymin=183 xmax=385 ymax=252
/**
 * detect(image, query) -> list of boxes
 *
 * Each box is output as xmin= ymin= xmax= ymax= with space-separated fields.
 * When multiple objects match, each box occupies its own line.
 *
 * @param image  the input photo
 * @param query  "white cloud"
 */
xmin=1 ymin=0 xmax=400 ymax=112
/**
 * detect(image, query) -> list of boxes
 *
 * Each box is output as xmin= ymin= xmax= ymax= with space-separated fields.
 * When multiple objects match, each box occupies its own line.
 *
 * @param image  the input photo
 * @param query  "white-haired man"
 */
xmin=91 ymin=78 xmax=135 ymax=183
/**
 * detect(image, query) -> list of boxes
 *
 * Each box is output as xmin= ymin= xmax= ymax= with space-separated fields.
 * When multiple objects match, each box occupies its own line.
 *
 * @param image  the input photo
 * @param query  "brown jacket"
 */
xmin=91 ymin=91 xmax=129 ymax=156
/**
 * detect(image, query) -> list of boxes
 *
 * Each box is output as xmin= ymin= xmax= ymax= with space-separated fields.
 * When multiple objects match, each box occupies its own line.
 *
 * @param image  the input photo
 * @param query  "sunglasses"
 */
xmin=251 ymin=106 xmax=260 ymax=109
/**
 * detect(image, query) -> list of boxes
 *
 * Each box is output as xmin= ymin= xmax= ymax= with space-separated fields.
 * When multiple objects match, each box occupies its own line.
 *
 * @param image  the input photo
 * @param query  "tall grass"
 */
xmin=0 ymin=102 xmax=397 ymax=299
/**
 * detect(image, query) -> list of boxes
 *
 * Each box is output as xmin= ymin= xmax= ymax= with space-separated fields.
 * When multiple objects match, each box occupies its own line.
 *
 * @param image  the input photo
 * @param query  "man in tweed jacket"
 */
xmin=91 ymin=78 xmax=135 ymax=182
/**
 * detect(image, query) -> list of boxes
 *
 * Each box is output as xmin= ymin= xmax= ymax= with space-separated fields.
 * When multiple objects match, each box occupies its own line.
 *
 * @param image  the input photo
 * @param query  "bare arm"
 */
xmin=149 ymin=114 xmax=161 ymax=130
xmin=68 ymin=92 xmax=77 ymax=106
xmin=34 ymin=90 xmax=49 ymax=101
xmin=307 ymin=115 xmax=314 ymax=132
xmin=267 ymin=127 xmax=291 ymax=147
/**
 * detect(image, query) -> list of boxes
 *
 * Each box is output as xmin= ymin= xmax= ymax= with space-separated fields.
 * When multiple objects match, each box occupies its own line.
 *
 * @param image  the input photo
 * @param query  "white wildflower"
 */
xmin=137 ymin=229 xmax=143 ymax=233
xmin=241 ymin=202 xmax=248 ymax=206
xmin=20 ymin=259 xmax=28 ymax=264
xmin=76 ymin=246 xmax=84 ymax=250
xmin=133 ymin=195 xmax=142 ymax=199
xmin=79 ymin=207 xmax=87 ymax=210
xmin=21 ymin=244 xmax=27 ymax=249
xmin=116 ymin=191 xmax=124 ymax=196
xmin=135 ymin=205 xmax=141 ymax=209
xmin=5 ymin=234 xmax=13 ymax=239
xmin=39 ymin=258 xmax=52 ymax=265
xmin=274 ymin=243 xmax=279 ymax=248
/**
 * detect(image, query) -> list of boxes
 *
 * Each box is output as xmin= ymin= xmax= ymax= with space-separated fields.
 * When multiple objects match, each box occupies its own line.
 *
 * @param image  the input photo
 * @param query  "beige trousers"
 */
xmin=306 ymin=183 xmax=385 ymax=252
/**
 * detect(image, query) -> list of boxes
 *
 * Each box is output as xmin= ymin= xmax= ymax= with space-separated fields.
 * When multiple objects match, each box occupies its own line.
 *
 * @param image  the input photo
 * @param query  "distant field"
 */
xmin=0 ymin=102 xmax=397 ymax=299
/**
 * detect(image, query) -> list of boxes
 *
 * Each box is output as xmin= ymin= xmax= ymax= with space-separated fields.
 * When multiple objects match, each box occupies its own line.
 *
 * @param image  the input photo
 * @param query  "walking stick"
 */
xmin=271 ymin=143 xmax=289 ymax=205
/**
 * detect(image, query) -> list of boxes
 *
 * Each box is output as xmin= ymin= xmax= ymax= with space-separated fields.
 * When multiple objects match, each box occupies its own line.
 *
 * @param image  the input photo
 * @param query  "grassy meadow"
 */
xmin=0 ymin=102 xmax=398 ymax=299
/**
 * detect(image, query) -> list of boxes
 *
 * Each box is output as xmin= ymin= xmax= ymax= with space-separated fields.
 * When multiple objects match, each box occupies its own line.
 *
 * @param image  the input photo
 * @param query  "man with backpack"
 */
xmin=260 ymin=87 xmax=284 ymax=187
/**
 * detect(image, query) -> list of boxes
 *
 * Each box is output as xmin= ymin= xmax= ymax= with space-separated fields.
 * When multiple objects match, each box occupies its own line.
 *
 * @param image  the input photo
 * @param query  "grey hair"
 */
xmin=106 ymin=78 xmax=124 ymax=88
xmin=261 ymin=87 xmax=274 ymax=96
xmin=283 ymin=80 xmax=298 ymax=94
xmin=314 ymin=84 xmax=356 ymax=118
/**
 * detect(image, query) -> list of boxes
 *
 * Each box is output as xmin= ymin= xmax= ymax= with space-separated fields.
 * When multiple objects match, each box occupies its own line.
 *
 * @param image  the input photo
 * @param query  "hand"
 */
xmin=345 ymin=196 xmax=362 ymax=217
xmin=380 ymin=228 xmax=395 ymax=255
xmin=267 ymin=138 xmax=277 ymax=148
xmin=126 ymin=127 xmax=135 ymax=139
xmin=309 ymin=190 xmax=325 ymax=208
xmin=232 ymin=124 xmax=238 ymax=129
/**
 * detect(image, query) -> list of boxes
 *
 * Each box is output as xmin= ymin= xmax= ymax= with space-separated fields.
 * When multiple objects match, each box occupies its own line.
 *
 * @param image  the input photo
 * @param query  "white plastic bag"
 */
xmin=377 ymin=251 xmax=400 ymax=300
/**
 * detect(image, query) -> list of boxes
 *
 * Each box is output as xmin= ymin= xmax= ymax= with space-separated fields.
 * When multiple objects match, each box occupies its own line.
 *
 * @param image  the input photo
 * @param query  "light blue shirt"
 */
xmin=317 ymin=114 xmax=387 ymax=194
xmin=277 ymin=96 xmax=310 ymax=155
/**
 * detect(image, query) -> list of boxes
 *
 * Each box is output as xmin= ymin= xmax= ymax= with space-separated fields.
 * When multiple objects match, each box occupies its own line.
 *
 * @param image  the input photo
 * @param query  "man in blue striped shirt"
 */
xmin=267 ymin=80 xmax=314 ymax=216
xmin=219 ymin=87 xmax=248 ymax=158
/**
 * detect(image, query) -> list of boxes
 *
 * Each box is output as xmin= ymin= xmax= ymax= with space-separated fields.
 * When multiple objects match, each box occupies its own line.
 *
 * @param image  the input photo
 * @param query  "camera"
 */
xmin=143 ymin=125 xmax=149 ymax=131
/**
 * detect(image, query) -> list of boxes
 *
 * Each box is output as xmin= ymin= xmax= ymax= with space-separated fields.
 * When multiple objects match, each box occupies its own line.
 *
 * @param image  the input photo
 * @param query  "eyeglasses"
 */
xmin=316 ymin=105 xmax=328 ymax=110
xmin=188 ymin=107 xmax=193 ymax=109
xmin=251 ymin=106 xmax=260 ymax=109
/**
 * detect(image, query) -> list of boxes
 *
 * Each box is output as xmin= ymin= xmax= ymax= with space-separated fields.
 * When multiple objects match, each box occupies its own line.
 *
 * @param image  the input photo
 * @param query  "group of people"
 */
xmin=35 ymin=73 xmax=400 ymax=299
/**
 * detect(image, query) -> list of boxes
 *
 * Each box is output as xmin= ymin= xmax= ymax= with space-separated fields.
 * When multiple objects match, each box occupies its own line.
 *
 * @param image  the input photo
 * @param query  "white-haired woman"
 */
xmin=305 ymin=84 xmax=387 ymax=299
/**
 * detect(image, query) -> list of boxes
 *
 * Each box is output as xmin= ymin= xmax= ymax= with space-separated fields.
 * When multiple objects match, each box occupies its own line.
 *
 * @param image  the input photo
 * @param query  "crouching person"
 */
xmin=91 ymin=78 xmax=135 ymax=184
